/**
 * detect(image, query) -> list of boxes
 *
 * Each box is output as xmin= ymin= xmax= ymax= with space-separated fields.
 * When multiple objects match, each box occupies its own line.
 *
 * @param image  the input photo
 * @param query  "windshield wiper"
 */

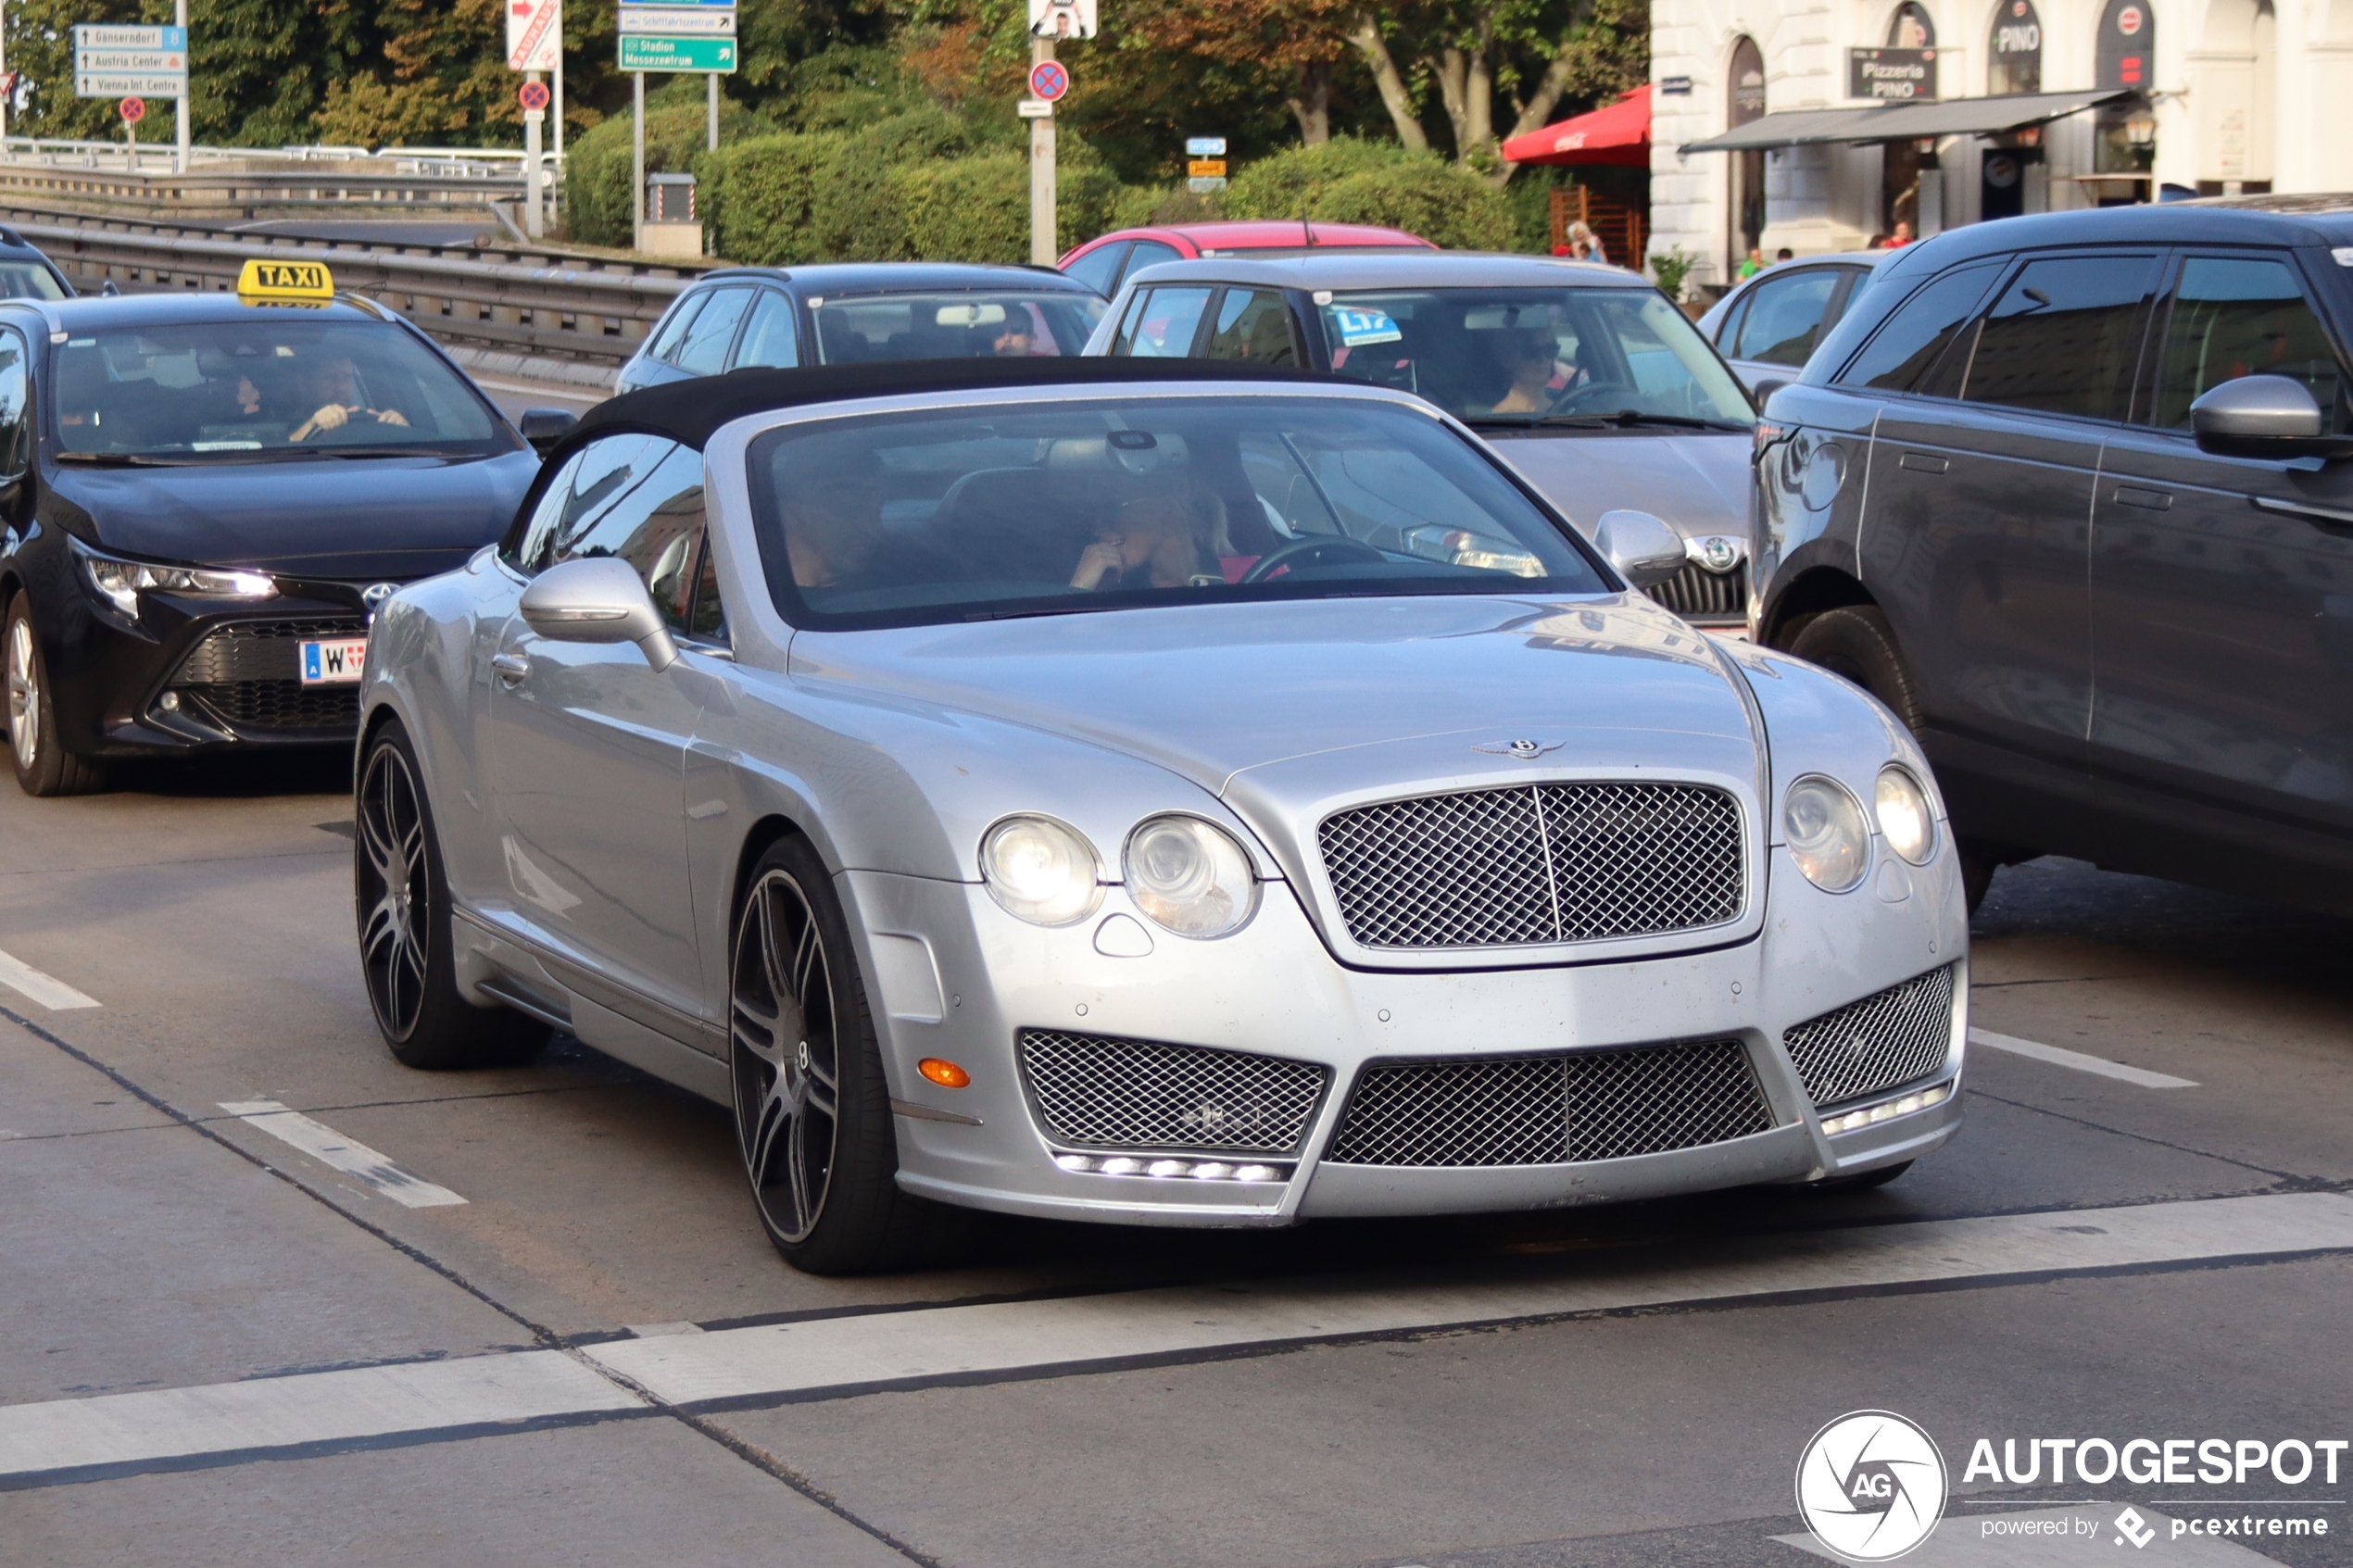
xmin=1465 ymin=411 xmax=1748 ymax=433
xmin=313 ymin=446 xmax=465 ymax=460
xmin=54 ymin=450 xmax=184 ymax=467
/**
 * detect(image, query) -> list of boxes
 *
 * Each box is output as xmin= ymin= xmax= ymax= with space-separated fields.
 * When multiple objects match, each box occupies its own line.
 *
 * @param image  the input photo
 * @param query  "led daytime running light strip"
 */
xmin=1818 ymin=1081 xmax=1952 ymax=1135
xmin=1054 ymin=1152 xmax=1292 ymax=1183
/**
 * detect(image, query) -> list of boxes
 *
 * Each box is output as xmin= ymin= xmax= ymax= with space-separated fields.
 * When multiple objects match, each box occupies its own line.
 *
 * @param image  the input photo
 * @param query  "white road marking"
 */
xmin=1969 ymin=1028 xmax=2200 ymax=1089
xmin=217 ymin=1100 xmax=468 ymax=1208
xmin=0 ymin=1352 xmax=636 ymax=1481
xmin=583 ymin=1191 xmax=2351 ymax=1405
xmin=0 ymin=947 xmax=100 ymax=1010
xmin=7 ymin=1191 xmax=2351 ymax=1486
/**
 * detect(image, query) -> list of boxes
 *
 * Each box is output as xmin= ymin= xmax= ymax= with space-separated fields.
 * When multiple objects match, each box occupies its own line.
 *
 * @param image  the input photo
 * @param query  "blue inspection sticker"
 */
xmin=1330 ymin=307 xmax=1403 ymax=346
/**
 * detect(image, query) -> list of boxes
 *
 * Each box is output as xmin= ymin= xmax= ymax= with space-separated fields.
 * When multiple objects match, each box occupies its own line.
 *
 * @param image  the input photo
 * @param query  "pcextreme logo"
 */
xmin=1796 ymin=1410 xmax=1950 ymax=1562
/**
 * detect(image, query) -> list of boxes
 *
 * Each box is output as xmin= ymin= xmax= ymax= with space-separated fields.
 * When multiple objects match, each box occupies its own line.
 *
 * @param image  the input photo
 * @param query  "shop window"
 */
xmin=1989 ymin=0 xmax=2042 ymax=93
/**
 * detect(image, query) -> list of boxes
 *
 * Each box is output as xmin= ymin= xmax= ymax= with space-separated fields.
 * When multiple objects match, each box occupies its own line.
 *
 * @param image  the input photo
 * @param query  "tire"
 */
xmin=1784 ymin=605 xmax=1923 ymax=732
xmin=1808 ymin=1160 xmax=1913 ymax=1192
xmin=730 ymin=835 xmax=965 ymax=1275
xmin=356 ymin=721 xmax=547 ymax=1070
xmin=6 ymin=596 xmax=107 ymax=797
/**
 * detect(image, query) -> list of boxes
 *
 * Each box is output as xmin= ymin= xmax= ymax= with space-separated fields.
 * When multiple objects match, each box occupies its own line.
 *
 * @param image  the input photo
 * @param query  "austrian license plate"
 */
xmin=299 ymin=638 xmax=370 ymax=685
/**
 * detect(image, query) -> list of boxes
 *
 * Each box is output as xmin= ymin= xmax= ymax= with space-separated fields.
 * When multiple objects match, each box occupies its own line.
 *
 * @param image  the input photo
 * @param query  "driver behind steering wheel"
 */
xmin=1479 ymin=327 xmax=1570 ymax=416
xmin=288 ymin=355 xmax=410 ymax=443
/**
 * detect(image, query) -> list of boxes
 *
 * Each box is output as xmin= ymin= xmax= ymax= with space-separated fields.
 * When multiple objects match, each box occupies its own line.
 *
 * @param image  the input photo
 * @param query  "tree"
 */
xmin=1118 ymin=0 xmax=1359 ymax=144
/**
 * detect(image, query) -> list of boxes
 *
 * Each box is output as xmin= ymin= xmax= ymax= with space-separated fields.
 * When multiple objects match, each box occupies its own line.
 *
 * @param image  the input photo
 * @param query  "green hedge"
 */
xmin=562 ymin=80 xmax=777 ymax=248
xmin=699 ymin=126 xmax=1139 ymax=266
xmin=1215 ymin=138 xmax=1519 ymax=251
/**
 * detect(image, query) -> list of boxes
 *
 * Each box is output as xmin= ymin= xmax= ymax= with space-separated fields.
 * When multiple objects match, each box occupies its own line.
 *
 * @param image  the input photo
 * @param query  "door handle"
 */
xmin=2113 ymin=485 xmax=2173 ymax=511
xmin=491 ymin=653 xmax=530 ymax=685
xmin=1897 ymin=451 xmax=1948 ymax=473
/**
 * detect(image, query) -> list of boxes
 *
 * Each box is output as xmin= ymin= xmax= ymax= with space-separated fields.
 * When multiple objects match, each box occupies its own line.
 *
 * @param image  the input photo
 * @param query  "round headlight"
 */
xmin=979 ymin=816 xmax=1102 ymax=926
xmin=1784 ymin=775 xmax=1870 ymax=892
xmin=1875 ymin=764 xmax=1937 ymax=865
xmin=1123 ymin=815 xmax=1258 ymax=938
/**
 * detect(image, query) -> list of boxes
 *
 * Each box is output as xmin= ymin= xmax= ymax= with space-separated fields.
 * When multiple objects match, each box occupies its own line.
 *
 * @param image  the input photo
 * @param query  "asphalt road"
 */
xmin=1 ymin=746 xmax=2347 ymax=1568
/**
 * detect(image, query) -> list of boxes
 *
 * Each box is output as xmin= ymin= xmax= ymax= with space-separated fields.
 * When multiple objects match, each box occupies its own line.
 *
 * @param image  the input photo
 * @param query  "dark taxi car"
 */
xmin=1 ymin=287 xmax=547 ymax=795
xmin=615 ymin=263 xmax=1110 ymax=395
xmin=1753 ymin=198 xmax=2353 ymax=913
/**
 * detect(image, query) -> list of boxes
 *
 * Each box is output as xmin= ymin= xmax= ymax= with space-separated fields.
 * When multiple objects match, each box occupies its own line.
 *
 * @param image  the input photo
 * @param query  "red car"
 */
xmin=1058 ymin=220 xmax=1435 ymax=297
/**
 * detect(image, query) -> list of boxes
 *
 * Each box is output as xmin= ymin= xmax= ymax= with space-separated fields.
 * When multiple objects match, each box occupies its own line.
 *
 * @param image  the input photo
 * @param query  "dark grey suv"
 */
xmin=1754 ymin=198 xmax=2353 ymax=914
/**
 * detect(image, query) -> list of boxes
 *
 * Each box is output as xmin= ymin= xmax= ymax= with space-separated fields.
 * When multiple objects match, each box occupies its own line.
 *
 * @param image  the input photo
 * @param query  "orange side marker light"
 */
xmin=919 ymin=1058 xmax=971 ymax=1088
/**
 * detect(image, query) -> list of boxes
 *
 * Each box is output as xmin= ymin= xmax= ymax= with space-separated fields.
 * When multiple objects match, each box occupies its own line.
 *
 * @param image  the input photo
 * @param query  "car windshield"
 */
xmin=48 ymin=319 xmax=505 ymax=460
xmin=1319 ymin=288 xmax=1755 ymax=429
xmin=812 ymin=292 xmax=1106 ymax=366
xmin=747 ymin=394 xmax=1610 ymax=630
xmin=0 ymin=261 xmax=67 ymax=302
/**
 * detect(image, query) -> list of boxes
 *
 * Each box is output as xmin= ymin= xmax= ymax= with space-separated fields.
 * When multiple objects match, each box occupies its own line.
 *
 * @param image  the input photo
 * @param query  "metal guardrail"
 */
xmin=3 ymin=203 xmax=704 ymax=368
xmin=2 ymin=137 xmax=556 ymax=175
xmin=0 ymin=165 xmax=542 ymax=220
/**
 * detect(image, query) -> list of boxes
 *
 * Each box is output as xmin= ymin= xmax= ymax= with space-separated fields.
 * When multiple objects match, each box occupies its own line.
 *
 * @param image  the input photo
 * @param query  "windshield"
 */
xmin=748 ymin=395 xmax=1609 ymax=630
xmin=1319 ymin=288 xmax=1755 ymax=428
xmin=49 ymin=319 xmax=506 ymax=459
xmin=812 ymin=292 xmax=1106 ymax=366
xmin=0 ymin=261 xmax=67 ymax=302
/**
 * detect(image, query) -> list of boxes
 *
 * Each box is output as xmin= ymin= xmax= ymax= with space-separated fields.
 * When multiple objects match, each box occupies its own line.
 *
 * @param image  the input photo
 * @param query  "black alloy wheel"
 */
xmin=355 ymin=721 xmax=547 ymax=1069
xmin=729 ymin=836 xmax=965 ymax=1274
xmin=6 ymin=596 xmax=105 ymax=797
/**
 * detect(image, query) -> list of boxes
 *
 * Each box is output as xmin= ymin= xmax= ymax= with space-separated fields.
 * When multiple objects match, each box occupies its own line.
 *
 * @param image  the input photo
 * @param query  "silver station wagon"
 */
xmin=355 ymin=358 xmax=1968 ymax=1274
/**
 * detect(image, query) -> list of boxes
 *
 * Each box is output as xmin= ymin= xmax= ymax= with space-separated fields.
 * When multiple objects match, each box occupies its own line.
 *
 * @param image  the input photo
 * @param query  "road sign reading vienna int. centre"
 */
xmin=74 ymin=23 xmax=186 ymax=99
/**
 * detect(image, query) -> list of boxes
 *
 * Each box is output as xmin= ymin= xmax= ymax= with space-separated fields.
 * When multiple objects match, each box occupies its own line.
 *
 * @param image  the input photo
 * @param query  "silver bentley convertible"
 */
xmin=354 ymin=358 xmax=1969 ymax=1274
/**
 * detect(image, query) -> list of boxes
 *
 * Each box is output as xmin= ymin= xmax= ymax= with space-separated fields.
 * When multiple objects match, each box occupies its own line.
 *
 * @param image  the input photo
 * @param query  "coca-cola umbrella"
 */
xmin=1500 ymin=85 xmax=1652 ymax=167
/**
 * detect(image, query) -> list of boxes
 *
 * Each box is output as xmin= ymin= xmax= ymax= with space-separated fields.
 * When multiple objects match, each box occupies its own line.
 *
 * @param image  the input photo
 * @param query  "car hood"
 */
xmin=1481 ymin=429 xmax=1753 ymax=543
xmin=51 ymin=450 xmax=538 ymax=579
xmin=787 ymin=594 xmax=1759 ymax=807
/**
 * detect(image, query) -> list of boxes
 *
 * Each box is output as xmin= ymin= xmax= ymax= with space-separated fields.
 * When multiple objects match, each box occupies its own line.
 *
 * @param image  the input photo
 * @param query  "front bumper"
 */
xmin=35 ymin=580 xmax=377 ymax=758
xmin=843 ymin=837 xmax=1969 ymax=1228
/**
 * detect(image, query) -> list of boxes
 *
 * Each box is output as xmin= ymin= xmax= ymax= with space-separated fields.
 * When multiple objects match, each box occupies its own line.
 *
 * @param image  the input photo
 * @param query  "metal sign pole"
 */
xmin=523 ymin=69 xmax=544 ymax=238
xmin=1 ymin=0 xmax=10 ymax=148
xmin=1029 ymin=38 xmax=1056 ymax=266
xmin=707 ymin=71 xmax=717 ymax=152
xmin=173 ymin=0 xmax=187 ymax=172
xmin=631 ymin=70 xmax=645 ymax=251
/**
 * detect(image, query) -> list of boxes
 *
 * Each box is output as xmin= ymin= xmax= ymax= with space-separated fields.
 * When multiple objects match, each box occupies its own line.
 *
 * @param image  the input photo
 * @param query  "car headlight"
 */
xmin=1784 ymin=775 xmax=1870 ymax=892
xmin=79 ymin=546 xmax=275 ymax=620
xmin=980 ymin=815 xmax=1103 ymax=927
xmin=1123 ymin=815 xmax=1258 ymax=938
xmin=1875 ymin=764 xmax=1937 ymax=865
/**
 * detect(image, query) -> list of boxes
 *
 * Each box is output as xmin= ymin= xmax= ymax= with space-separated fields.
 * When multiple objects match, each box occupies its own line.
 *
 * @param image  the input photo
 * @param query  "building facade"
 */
xmin=1650 ymin=0 xmax=2353 ymax=286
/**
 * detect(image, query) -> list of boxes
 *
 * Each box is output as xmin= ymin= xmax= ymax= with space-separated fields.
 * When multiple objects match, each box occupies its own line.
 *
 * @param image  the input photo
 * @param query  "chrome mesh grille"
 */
xmin=1325 ymin=1038 xmax=1774 ymax=1167
xmin=1018 ymin=1031 xmax=1329 ymax=1154
xmin=1782 ymin=965 xmax=1959 ymax=1109
xmin=1645 ymin=560 xmax=1748 ymax=621
xmin=1318 ymin=783 xmax=1744 ymax=950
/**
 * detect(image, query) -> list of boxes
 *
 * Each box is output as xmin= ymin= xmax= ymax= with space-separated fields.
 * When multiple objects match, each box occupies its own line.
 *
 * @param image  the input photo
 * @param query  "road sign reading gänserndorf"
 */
xmin=74 ymin=24 xmax=187 ymax=100
xmin=618 ymin=0 xmax=737 ymax=72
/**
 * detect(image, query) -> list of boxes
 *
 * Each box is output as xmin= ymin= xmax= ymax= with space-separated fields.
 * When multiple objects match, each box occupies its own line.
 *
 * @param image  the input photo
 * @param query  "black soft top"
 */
xmin=566 ymin=357 xmax=1329 ymax=454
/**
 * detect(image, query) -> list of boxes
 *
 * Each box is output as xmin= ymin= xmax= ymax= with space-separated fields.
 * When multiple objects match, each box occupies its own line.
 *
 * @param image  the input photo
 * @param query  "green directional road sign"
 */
xmin=619 ymin=34 xmax=736 ymax=71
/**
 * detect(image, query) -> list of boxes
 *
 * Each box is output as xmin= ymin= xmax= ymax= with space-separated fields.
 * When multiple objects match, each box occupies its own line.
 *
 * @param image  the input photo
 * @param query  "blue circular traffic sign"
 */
xmin=1029 ymin=60 xmax=1070 ymax=101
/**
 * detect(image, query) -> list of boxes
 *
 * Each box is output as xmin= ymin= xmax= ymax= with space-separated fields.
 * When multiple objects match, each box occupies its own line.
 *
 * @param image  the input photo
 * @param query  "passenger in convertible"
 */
xmin=1069 ymin=486 xmax=1230 ymax=591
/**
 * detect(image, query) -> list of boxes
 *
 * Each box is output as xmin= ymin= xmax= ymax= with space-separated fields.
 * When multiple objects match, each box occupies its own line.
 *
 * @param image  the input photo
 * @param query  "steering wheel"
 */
xmin=1552 ymin=381 xmax=1638 ymax=416
xmin=1240 ymin=534 xmax=1389 ymax=583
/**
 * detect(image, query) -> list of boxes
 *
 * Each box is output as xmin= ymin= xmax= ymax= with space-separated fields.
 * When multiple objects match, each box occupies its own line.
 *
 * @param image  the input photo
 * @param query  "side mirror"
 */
xmin=518 ymin=408 xmax=579 ymax=456
xmin=1751 ymin=376 xmax=1791 ymax=406
xmin=518 ymin=557 xmax=678 ymax=671
xmin=2190 ymin=375 xmax=2353 ymax=460
xmin=1594 ymin=509 xmax=1686 ymax=590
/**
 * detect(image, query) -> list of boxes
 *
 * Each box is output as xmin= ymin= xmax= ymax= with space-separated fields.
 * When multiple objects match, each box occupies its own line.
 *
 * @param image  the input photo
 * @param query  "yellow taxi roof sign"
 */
xmin=237 ymin=258 xmax=334 ymax=303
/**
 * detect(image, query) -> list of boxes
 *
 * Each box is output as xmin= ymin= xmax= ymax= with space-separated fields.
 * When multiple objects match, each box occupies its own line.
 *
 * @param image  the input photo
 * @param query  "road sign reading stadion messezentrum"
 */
xmin=74 ymin=25 xmax=188 ymax=100
xmin=618 ymin=0 xmax=737 ymax=72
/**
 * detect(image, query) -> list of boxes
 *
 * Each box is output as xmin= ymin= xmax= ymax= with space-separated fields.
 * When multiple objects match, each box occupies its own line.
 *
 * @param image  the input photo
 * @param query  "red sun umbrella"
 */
xmin=1500 ymin=85 xmax=1652 ymax=168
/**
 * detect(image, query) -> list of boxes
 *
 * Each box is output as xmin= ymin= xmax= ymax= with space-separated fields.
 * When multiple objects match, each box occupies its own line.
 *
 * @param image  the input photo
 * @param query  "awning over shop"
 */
xmin=1500 ymin=85 xmax=1650 ymax=167
xmin=1680 ymin=87 xmax=2136 ymax=152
